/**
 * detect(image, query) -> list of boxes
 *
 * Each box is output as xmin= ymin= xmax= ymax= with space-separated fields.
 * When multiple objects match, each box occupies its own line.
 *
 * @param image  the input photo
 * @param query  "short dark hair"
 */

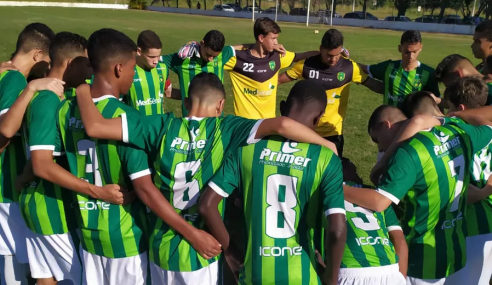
xmin=137 ymin=30 xmax=162 ymax=51
xmin=13 ymin=23 xmax=55 ymax=57
xmin=188 ymin=72 xmax=225 ymax=100
xmin=367 ymin=105 xmax=407 ymax=134
xmin=321 ymin=29 xmax=344 ymax=50
xmin=401 ymin=91 xmax=440 ymax=117
xmin=253 ymin=17 xmax=281 ymax=41
xmin=49 ymin=32 xmax=87 ymax=67
xmin=475 ymin=20 xmax=492 ymax=41
xmin=88 ymin=28 xmax=137 ymax=73
xmin=400 ymin=30 xmax=422 ymax=45
xmin=202 ymin=30 xmax=225 ymax=52
xmin=435 ymin=54 xmax=470 ymax=82
xmin=284 ymin=80 xmax=327 ymax=113
xmin=444 ymin=75 xmax=488 ymax=109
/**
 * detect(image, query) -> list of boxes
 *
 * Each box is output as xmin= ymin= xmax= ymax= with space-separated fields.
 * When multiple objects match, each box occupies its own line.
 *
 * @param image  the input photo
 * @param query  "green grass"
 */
xmin=0 ymin=7 xmax=477 ymax=183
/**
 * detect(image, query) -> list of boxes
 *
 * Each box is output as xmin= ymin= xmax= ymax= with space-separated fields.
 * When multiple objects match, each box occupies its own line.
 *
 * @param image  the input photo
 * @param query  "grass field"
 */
xmin=0 ymin=7 xmax=477 ymax=183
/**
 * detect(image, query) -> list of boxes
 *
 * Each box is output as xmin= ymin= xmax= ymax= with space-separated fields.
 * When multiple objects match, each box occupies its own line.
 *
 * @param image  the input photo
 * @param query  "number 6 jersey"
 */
xmin=208 ymin=137 xmax=344 ymax=285
xmin=120 ymin=112 xmax=263 ymax=272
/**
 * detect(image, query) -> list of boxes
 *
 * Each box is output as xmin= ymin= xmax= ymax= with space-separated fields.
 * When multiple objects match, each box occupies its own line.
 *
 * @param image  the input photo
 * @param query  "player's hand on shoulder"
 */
xmin=274 ymin=44 xmax=286 ymax=57
xmin=0 ymin=61 xmax=17 ymax=73
xmin=188 ymin=229 xmax=222 ymax=260
xmin=97 ymin=184 xmax=136 ymax=205
xmin=178 ymin=41 xmax=200 ymax=59
xmin=27 ymin=78 xmax=65 ymax=98
xmin=341 ymin=46 xmax=350 ymax=58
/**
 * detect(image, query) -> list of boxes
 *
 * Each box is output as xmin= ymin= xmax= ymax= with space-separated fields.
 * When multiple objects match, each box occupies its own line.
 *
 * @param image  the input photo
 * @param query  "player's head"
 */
xmin=49 ymin=32 xmax=88 ymax=70
xmin=88 ymin=28 xmax=137 ymax=95
xmin=280 ymin=80 xmax=327 ymax=130
xmin=444 ymin=75 xmax=488 ymax=112
xmin=320 ymin=29 xmax=344 ymax=67
xmin=254 ymin=17 xmax=281 ymax=52
xmin=342 ymin=158 xmax=363 ymax=185
xmin=435 ymin=54 xmax=478 ymax=87
xmin=64 ymin=56 xmax=93 ymax=89
xmin=398 ymin=30 xmax=422 ymax=65
xmin=199 ymin=30 xmax=225 ymax=63
xmin=401 ymin=91 xmax=442 ymax=117
xmin=137 ymin=30 xmax=162 ymax=69
xmin=12 ymin=23 xmax=54 ymax=63
xmin=367 ymin=105 xmax=407 ymax=152
xmin=472 ymin=20 xmax=492 ymax=61
xmin=186 ymin=72 xmax=225 ymax=116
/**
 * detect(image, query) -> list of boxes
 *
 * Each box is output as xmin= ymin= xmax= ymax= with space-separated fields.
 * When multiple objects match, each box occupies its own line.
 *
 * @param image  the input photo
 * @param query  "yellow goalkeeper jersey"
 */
xmin=225 ymin=49 xmax=295 ymax=119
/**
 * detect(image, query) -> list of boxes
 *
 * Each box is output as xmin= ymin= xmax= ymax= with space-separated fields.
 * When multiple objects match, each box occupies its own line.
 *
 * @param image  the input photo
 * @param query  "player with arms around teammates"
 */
xmin=360 ymin=30 xmax=440 ymax=107
xmin=278 ymin=29 xmax=383 ymax=156
xmin=0 ymin=22 xmax=56 ymax=285
xmin=125 ymin=30 xmax=172 ymax=115
xmin=75 ymin=70 xmax=338 ymax=284
xmin=198 ymin=81 xmax=347 ymax=285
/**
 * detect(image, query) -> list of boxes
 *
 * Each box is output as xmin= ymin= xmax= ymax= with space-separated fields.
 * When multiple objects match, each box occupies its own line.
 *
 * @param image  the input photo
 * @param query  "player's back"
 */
xmin=142 ymin=115 xmax=260 ymax=272
xmin=57 ymin=96 xmax=148 ymax=259
xmin=228 ymin=136 xmax=342 ymax=285
xmin=342 ymin=182 xmax=399 ymax=269
xmin=396 ymin=123 xmax=472 ymax=278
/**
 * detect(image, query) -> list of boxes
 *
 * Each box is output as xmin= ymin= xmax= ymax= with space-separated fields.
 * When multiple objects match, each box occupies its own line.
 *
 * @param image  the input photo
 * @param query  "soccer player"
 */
xmin=278 ymin=29 xmax=382 ymax=156
xmin=0 ymin=22 xmax=54 ymax=285
xmin=339 ymin=158 xmax=407 ymax=285
xmin=125 ymin=30 xmax=171 ymax=115
xmin=0 ymin=32 xmax=131 ymax=285
xmin=198 ymin=80 xmax=346 ymax=285
xmin=472 ymin=20 xmax=492 ymax=72
xmin=344 ymin=105 xmax=492 ymax=284
xmin=55 ymin=28 xmax=156 ymax=285
xmin=435 ymin=54 xmax=492 ymax=105
xmin=159 ymin=30 xmax=234 ymax=116
xmin=75 ymin=71 xmax=338 ymax=284
xmin=361 ymin=30 xmax=440 ymax=107
xmin=223 ymin=17 xmax=318 ymax=120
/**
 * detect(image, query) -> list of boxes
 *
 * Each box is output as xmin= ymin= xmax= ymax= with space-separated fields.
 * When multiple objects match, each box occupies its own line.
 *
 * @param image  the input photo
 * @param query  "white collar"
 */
xmin=92 ymin=95 xmax=117 ymax=102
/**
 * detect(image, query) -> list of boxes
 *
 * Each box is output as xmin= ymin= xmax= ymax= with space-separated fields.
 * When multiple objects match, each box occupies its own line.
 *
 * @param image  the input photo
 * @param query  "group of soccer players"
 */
xmin=0 ymin=14 xmax=492 ymax=285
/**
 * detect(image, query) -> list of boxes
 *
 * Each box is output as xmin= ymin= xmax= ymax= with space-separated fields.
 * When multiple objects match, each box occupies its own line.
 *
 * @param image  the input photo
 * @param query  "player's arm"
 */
xmin=468 ymin=176 xmax=492 ymax=204
xmin=15 ymin=159 xmax=34 ymax=193
xmin=293 ymin=51 xmax=319 ymax=62
xmin=361 ymin=77 xmax=383 ymax=94
xmin=255 ymin=117 xmax=338 ymax=155
xmin=278 ymin=60 xmax=303 ymax=85
xmin=319 ymin=157 xmax=346 ymax=285
xmin=167 ymin=88 xmax=182 ymax=100
xmin=357 ymin=63 xmax=369 ymax=74
xmin=389 ymin=229 xmax=408 ymax=277
xmin=351 ymin=61 xmax=383 ymax=94
xmin=384 ymin=206 xmax=407 ymax=277
xmin=371 ymin=115 xmax=442 ymax=184
xmin=365 ymin=61 xmax=388 ymax=81
xmin=448 ymin=107 xmax=492 ymax=126
xmin=347 ymin=148 xmax=416 ymax=212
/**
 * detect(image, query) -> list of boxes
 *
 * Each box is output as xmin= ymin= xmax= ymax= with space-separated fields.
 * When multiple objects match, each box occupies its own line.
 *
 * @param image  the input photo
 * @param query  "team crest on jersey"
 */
xmin=337 ymin=72 xmax=345 ymax=82
xmin=159 ymin=74 xmax=164 ymax=82
xmin=414 ymin=77 xmax=422 ymax=88
xmin=269 ymin=61 xmax=275 ymax=71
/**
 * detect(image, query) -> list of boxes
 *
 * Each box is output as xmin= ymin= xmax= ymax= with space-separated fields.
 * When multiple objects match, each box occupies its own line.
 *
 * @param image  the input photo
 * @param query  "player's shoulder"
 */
xmin=0 ymin=70 xmax=26 ymax=88
xmin=419 ymin=62 xmax=436 ymax=72
xmin=32 ymin=90 xmax=60 ymax=104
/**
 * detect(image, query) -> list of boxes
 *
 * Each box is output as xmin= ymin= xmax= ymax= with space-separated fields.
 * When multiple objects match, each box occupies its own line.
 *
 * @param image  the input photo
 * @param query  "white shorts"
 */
xmin=444 ymin=233 xmax=492 ymax=285
xmin=337 ymin=264 xmax=406 ymax=285
xmin=26 ymin=230 xmax=82 ymax=282
xmin=150 ymin=261 xmax=218 ymax=285
xmin=81 ymin=249 xmax=148 ymax=285
xmin=0 ymin=203 xmax=29 ymax=263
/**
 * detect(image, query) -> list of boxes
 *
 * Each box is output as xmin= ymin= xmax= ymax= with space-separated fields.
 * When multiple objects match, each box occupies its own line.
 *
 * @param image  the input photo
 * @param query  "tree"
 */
xmin=438 ymin=0 xmax=451 ymax=22
xmin=287 ymin=0 xmax=296 ymax=11
xmin=362 ymin=0 xmax=368 ymax=18
xmin=389 ymin=0 xmax=414 ymax=16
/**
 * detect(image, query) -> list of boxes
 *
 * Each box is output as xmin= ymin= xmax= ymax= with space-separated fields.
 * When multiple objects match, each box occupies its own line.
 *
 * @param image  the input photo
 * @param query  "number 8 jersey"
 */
xmin=208 ymin=137 xmax=344 ymax=285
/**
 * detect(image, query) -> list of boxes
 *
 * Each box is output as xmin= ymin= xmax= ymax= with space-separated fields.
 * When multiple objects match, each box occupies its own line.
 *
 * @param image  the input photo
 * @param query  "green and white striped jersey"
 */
xmin=159 ymin=46 xmax=235 ymax=116
xmin=20 ymin=90 xmax=77 ymax=235
xmin=368 ymin=60 xmax=440 ymax=107
xmin=121 ymin=112 xmax=261 ymax=272
xmin=209 ymin=137 xmax=344 ymax=285
xmin=56 ymin=95 xmax=150 ymax=258
xmin=342 ymin=181 xmax=400 ymax=269
xmin=125 ymin=63 xmax=169 ymax=116
xmin=0 ymin=70 xmax=27 ymax=204
xmin=377 ymin=122 xmax=492 ymax=279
